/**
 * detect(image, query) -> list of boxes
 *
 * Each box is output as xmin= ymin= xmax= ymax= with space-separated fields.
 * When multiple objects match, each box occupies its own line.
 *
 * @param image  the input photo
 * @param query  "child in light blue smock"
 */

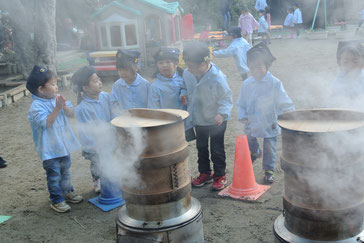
xmin=330 ymin=41 xmax=364 ymax=110
xmin=258 ymin=10 xmax=269 ymax=45
xmin=283 ymin=8 xmax=294 ymax=38
xmin=72 ymin=66 xmax=113 ymax=193
xmin=181 ymin=41 xmax=233 ymax=191
xmin=27 ymin=65 xmax=83 ymax=213
xmin=148 ymin=47 xmax=184 ymax=110
xmin=237 ymin=43 xmax=294 ymax=184
xmin=213 ymin=26 xmax=251 ymax=81
xmin=111 ymin=49 xmax=150 ymax=112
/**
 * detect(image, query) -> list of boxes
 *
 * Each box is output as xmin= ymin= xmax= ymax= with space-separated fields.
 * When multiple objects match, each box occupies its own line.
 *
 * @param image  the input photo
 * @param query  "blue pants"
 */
xmin=43 ymin=156 xmax=74 ymax=204
xmin=247 ymin=135 xmax=277 ymax=172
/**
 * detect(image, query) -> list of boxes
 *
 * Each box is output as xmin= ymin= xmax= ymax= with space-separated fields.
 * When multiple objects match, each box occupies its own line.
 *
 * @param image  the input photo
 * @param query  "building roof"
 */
xmin=92 ymin=0 xmax=183 ymax=18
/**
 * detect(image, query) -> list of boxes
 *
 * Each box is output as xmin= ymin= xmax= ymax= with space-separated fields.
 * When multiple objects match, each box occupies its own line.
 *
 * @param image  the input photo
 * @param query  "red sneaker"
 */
xmin=211 ymin=176 xmax=227 ymax=191
xmin=192 ymin=172 xmax=213 ymax=187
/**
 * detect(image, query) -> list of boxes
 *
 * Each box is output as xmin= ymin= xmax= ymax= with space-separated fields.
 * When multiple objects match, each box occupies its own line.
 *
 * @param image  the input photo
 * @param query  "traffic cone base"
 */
xmin=218 ymin=183 xmax=270 ymax=201
xmin=218 ymin=135 xmax=270 ymax=201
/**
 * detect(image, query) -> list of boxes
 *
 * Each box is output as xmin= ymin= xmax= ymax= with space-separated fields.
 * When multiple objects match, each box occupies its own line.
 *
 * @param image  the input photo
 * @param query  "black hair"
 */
xmin=71 ymin=66 xmax=97 ymax=104
xmin=29 ymin=70 xmax=56 ymax=96
xmin=258 ymin=10 xmax=265 ymax=14
xmin=183 ymin=41 xmax=211 ymax=64
xmin=337 ymin=41 xmax=364 ymax=62
xmin=293 ymin=3 xmax=299 ymax=8
xmin=288 ymin=8 xmax=294 ymax=13
xmin=247 ymin=43 xmax=276 ymax=68
xmin=265 ymin=6 xmax=270 ymax=13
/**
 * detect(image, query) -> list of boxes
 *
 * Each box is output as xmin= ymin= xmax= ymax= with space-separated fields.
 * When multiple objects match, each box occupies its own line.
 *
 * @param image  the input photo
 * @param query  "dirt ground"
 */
xmin=0 ymin=35 xmax=355 ymax=242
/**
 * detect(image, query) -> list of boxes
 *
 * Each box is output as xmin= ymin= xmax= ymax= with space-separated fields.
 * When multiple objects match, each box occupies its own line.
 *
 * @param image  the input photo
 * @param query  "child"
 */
xmin=213 ymin=26 xmax=251 ymax=81
xmin=258 ymin=10 xmax=269 ymax=45
xmin=265 ymin=7 xmax=272 ymax=44
xmin=111 ymin=49 xmax=150 ymax=112
xmin=330 ymin=41 xmax=364 ymax=109
xmin=238 ymin=7 xmax=259 ymax=46
xmin=148 ymin=47 xmax=184 ymax=110
xmin=27 ymin=65 xmax=83 ymax=213
xmin=181 ymin=41 xmax=233 ymax=191
xmin=283 ymin=8 xmax=294 ymax=38
xmin=0 ymin=156 xmax=7 ymax=168
xmin=255 ymin=0 xmax=267 ymax=11
xmin=72 ymin=66 xmax=113 ymax=193
xmin=293 ymin=3 xmax=303 ymax=37
xmin=237 ymin=43 xmax=294 ymax=184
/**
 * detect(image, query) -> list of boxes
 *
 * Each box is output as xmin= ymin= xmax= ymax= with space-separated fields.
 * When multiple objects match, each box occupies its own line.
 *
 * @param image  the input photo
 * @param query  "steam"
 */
xmin=74 ymin=114 xmax=146 ymax=191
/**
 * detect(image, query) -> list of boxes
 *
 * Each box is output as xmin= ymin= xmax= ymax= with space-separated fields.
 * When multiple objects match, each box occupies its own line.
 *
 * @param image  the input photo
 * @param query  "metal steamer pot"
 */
xmin=112 ymin=109 xmax=204 ymax=243
xmin=274 ymin=109 xmax=364 ymax=243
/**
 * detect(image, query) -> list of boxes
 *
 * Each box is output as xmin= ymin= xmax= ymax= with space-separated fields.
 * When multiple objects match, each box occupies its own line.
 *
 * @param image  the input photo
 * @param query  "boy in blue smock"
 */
xmin=213 ymin=26 xmax=251 ymax=81
xmin=148 ymin=47 xmax=184 ymax=110
xmin=237 ymin=43 xmax=294 ymax=184
xmin=72 ymin=66 xmax=113 ymax=193
xmin=330 ymin=41 xmax=364 ymax=110
xmin=258 ymin=10 xmax=269 ymax=45
xmin=111 ymin=49 xmax=150 ymax=112
xmin=27 ymin=65 xmax=83 ymax=213
xmin=180 ymin=41 xmax=233 ymax=191
xmin=283 ymin=8 xmax=294 ymax=38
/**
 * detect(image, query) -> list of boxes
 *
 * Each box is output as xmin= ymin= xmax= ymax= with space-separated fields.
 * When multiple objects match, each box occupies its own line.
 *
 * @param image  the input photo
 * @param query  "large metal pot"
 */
xmin=112 ymin=109 xmax=204 ymax=243
xmin=274 ymin=109 xmax=364 ymax=242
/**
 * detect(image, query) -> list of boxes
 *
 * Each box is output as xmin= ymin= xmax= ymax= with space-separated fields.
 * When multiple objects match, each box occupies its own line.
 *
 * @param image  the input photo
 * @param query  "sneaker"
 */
xmin=192 ymin=172 xmax=213 ymax=187
xmin=93 ymin=179 xmax=101 ymax=193
xmin=65 ymin=191 xmax=83 ymax=204
xmin=264 ymin=170 xmax=274 ymax=184
xmin=0 ymin=157 xmax=7 ymax=168
xmin=251 ymin=150 xmax=262 ymax=163
xmin=50 ymin=201 xmax=71 ymax=213
xmin=211 ymin=176 xmax=227 ymax=191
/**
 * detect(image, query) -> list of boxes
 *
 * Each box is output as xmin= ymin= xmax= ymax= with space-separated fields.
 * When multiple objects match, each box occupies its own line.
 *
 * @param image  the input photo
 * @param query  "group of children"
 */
xmin=26 ymin=39 xmax=297 ymax=213
xmin=283 ymin=4 xmax=303 ymax=38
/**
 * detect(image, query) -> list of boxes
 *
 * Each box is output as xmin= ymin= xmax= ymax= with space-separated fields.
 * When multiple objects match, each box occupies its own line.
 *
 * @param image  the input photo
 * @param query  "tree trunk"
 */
xmin=34 ymin=0 xmax=57 ymax=73
xmin=0 ymin=0 xmax=57 ymax=76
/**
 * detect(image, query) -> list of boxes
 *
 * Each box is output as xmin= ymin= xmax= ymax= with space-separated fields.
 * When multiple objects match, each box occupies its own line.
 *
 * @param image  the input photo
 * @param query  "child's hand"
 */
xmin=59 ymin=94 xmax=67 ymax=106
xmin=180 ymin=95 xmax=188 ymax=105
xmin=214 ymin=114 xmax=224 ymax=126
xmin=55 ymin=95 xmax=65 ymax=109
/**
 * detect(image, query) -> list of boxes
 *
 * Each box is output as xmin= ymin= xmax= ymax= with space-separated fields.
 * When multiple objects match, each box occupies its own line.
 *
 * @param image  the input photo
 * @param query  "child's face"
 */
xmin=249 ymin=60 xmax=268 ymax=81
xmin=118 ymin=65 xmax=137 ymax=83
xmin=83 ymin=73 xmax=102 ymax=95
xmin=186 ymin=61 xmax=210 ymax=79
xmin=338 ymin=51 xmax=364 ymax=77
xmin=157 ymin=59 xmax=178 ymax=78
xmin=38 ymin=77 xmax=58 ymax=99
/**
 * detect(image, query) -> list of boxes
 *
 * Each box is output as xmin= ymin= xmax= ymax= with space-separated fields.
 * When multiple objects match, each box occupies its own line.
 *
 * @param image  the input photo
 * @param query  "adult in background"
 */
xmin=220 ymin=0 xmax=231 ymax=30
xmin=255 ymin=0 xmax=267 ymax=12
xmin=293 ymin=3 xmax=303 ymax=37
xmin=213 ymin=26 xmax=251 ymax=81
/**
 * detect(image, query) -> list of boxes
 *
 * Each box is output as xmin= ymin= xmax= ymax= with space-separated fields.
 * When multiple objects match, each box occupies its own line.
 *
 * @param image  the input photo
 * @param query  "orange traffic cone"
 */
xmin=218 ymin=135 xmax=270 ymax=201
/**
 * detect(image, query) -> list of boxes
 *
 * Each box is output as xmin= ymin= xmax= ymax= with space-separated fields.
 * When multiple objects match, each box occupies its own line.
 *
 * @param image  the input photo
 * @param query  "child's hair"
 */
xmin=247 ymin=42 xmax=276 ymax=68
xmin=71 ymin=66 xmax=97 ymax=104
xmin=265 ymin=6 xmax=271 ymax=14
xmin=337 ymin=41 xmax=364 ymax=63
xmin=288 ymin=8 xmax=294 ymax=13
xmin=183 ymin=41 xmax=211 ymax=64
xmin=26 ymin=66 xmax=56 ymax=96
xmin=116 ymin=49 xmax=140 ymax=70
xmin=241 ymin=6 xmax=248 ymax=13
xmin=293 ymin=3 xmax=299 ymax=8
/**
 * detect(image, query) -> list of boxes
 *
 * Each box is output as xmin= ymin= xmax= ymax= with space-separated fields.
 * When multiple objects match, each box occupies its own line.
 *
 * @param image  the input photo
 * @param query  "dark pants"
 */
xmin=294 ymin=23 xmax=303 ymax=36
xmin=43 ymin=156 xmax=74 ymax=204
xmin=195 ymin=121 xmax=227 ymax=177
xmin=241 ymin=73 xmax=248 ymax=81
xmin=82 ymin=151 xmax=100 ymax=181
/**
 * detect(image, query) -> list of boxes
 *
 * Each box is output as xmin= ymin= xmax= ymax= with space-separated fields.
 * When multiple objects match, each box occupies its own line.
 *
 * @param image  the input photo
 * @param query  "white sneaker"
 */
xmin=65 ymin=191 xmax=83 ymax=204
xmin=93 ymin=179 xmax=101 ymax=193
xmin=50 ymin=201 xmax=71 ymax=213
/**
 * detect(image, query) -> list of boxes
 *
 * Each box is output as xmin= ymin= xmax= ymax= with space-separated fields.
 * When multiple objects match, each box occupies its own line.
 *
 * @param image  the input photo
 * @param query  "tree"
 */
xmin=0 ymin=0 xmax=56 ymax=76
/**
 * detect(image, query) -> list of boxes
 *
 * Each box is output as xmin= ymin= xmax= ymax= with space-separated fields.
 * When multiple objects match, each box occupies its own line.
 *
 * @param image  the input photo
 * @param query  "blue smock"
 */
xmin=237 ymin=72 xmax=295 ymax=138
xmin=75 ymin=91 xmax=113 ymax=153
xmin=284 ymin=13 xmax=294 ymax=27
xmin=148 ymin=72 xmax=184 ymax=109
xmin=213 ymin=37 xmax=251 ymax=75
xmin=111 ymin=73 xmax=150 ymax=111
xmin=258 ymin=16 xmax=269 ymax=33
xmin=28 ymin=95 xmax=80 ymax=161
xmin=181 ymin=63 xmax=233 ymax=129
